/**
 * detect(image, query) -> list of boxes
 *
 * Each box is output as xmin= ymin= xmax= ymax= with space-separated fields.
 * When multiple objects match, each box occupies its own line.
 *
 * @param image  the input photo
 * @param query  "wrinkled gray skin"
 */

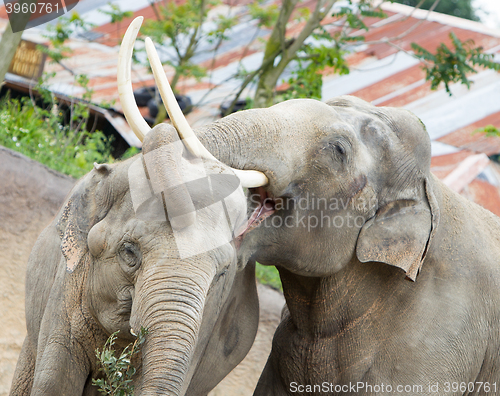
xmin=10 ymin=124 xmax=259 ymax=396
xmin=195 ymin=96 xmax=500 ymax=395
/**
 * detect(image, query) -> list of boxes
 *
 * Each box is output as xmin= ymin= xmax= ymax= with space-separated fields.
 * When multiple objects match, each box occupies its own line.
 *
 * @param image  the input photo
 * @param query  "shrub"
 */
xmin=0 ymin=94 xmax=114 ymax=178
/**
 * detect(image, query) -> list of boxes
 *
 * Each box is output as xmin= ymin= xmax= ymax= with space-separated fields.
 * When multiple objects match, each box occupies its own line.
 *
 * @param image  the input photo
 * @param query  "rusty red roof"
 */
xmin=437 ymin=112 xmax=500 ymax=155
xmin=463 ymin=179 xmax=500 ymax=217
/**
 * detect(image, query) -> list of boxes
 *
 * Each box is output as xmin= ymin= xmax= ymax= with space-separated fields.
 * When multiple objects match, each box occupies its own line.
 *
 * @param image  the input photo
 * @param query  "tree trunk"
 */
xmin=251 ymin=0 xmax=337 ymax=108
xmin=0 ymin=28 xmax=23 ymax=83
xmin=253 ymin=62 xmax=289 ymax=109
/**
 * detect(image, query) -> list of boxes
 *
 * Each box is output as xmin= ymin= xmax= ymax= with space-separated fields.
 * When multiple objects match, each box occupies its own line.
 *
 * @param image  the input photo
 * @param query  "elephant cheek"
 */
xmin=86 ymin=258 xmax=135 ymax=340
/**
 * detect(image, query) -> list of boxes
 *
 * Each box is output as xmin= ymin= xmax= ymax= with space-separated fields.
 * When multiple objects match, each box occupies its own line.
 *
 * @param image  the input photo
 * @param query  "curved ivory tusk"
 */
xmin=117 ymin=16 xmax=151 ymax=142
xmin=145 ymin=37 xmax=210 ymax=159
xmin=144 ymin=37 xmax=269 ymax=188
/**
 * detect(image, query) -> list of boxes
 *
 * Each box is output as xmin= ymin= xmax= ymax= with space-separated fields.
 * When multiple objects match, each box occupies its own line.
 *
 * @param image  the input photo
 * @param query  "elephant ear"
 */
xmin=356 ymin=179 xmax=439 ymax=281
xmin=56 ymin=165 xmax=112 ymax=273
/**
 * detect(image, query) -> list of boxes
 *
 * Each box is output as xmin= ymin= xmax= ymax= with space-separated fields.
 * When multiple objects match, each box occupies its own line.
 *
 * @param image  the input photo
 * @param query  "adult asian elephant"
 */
xmin=8 ymin=124 xmax=265 ymax=396
xmin=9 ymin=18 xmax=270 ymax=396
xmin=195 ymin=94 xmax=500 ymax=394
xmin=121 ymin=18 xmax=500 ymax=394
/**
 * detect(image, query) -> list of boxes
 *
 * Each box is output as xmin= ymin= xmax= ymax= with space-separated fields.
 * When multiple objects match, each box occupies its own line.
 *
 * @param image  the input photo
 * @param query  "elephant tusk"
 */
xmin=145 ymin=37 xmax=205 ymax=158
xmin=117 ymin=16 xmax=151 ymax=142
xmin=144 ymin=37 xmax=269 ymax=188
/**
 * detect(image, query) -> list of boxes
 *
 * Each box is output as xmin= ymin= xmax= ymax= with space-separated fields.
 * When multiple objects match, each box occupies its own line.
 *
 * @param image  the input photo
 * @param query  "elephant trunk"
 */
xmin=131 ymin=263 xmax=214 ymax=396
xmin=196 ymin=107 xmax=299 ymax=194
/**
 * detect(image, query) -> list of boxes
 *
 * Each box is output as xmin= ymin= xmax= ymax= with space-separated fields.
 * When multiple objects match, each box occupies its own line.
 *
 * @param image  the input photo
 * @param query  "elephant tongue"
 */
xmin=235 ymin=187 xmax=275 ymax=242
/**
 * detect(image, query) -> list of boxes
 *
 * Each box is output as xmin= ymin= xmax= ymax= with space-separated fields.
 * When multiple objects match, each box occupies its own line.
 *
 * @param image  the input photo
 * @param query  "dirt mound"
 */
xmin=0 ymin=146 xmax=75 ymax=395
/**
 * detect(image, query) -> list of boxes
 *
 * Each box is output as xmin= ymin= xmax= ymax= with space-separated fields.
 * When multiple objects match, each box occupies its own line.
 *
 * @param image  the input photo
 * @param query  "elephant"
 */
xmin=8 ymin=122 xmax=265 ymax=396
xmin=9 ymin=19 xmax=271 ymax=396
xmin=192 ymin=94 xmax=500 ymax=394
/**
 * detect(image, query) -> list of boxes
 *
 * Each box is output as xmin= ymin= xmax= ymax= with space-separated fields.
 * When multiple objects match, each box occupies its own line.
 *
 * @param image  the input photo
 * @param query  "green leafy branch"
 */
xmin=412 ymin=32 xmax=500 ymax=95
xmin=99 ymin=3 xmax=133 ymax=45
xmin=283 ymin=43 xmax=349 ymax=100
xmin=93 ymin=327 xmax=148 ymax=396
xmin=99 ymin=3 xmax=133 ymax=24
xmin=474 ymin=124 xmax=500 ymax=138
xmin=38 ymin=12 xmax=94 ymax=66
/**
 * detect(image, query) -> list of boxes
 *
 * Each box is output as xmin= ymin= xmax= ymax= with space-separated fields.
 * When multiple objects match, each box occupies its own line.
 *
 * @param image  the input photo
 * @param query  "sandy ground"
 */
xmin=0 ymin=146 xmax=283 ymax=395
xmin=0 ymin=146 xmax=75 ymax=395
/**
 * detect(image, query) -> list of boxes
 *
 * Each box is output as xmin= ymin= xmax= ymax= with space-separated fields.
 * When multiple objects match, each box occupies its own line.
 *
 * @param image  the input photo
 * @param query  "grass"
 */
xmin=0 ymin=96 xmax=116 ymax=178
xmin=0 ymin=95 xmax=140 ymax=178
xmin=256 ymin=262 xmax=282 ymax=291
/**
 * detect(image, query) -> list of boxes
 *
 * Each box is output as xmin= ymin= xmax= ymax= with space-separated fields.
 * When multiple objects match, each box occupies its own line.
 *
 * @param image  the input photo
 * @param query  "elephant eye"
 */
xmin=334 ymin=144 xmax=345 ymax=155
xmin=119 ymin=242 xmax=141 ymax=269
xmin=327 ymin=142 xmax=346 ymax=157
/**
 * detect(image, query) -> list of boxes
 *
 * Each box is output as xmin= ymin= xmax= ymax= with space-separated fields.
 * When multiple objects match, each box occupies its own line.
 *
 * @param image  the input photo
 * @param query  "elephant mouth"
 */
xmin=235 ymin=187 xmax=276 ymax=244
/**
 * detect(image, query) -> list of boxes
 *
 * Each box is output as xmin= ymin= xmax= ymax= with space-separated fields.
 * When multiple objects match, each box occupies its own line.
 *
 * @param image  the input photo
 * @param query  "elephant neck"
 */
xmin=277 ymin=260 xmax=406 ymax=339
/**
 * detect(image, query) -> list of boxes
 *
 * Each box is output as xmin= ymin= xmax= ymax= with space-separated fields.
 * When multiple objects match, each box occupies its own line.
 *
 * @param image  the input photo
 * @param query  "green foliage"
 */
xmin=139 ymin=0 xmax=240 ymax=123
xmin=392 ymin=0 xmax=479 ymax=21
xmin=1 ymin=9 xmax=138 ymax=179
xmin=38 ymin=12 xmax=94 ymax=63
xmin=120 ymin=146 xmax=141 ymax=160
xmin=93 ymin=327 xmax=148 ymax=396
xmin=0 ymin=95 xmax=114 ymax=178
xmin=99 ymin=3 xmax=133 ymax=24
xmin=248 ymin=1 xmax=280 ymax=29
xmin=474 ymin=124 xmax=500 ymax=137
xmin=333 ymin=2 xmax=387 ymax=32
xmin=256 ymin=263 xmax=282 ymax=291
xmin=140 ymin=0 xmax=229 ymax=90
xmin=250 ymin=0 xmax=391 ymax=107
xmin=283 ymin=43 xmax=349 ymax=100
xmin=207 ymin=14 xmax=239 ymax=44
xmin=0 ymin=69 xmax=115 ymax=179
xmin=411 ymin=32 xmax=500 ymax=95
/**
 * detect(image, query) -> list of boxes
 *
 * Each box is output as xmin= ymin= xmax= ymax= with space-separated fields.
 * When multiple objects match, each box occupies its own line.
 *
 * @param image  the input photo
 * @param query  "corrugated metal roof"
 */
xmin=437 ymin=111 xmax=500 ymax=155
xmin=463 ymin=179 xmax=500 ymax=217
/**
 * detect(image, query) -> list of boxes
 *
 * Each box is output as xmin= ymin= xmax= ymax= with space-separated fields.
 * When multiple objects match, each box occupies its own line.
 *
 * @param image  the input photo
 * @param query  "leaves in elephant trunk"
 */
xmin=93 ymin=327 xmax=148 ymax=395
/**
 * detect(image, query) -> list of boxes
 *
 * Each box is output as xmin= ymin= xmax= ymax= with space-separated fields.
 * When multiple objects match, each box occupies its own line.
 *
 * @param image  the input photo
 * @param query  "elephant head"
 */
xmin=193 ymin=96 xmax=439 ymax=281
